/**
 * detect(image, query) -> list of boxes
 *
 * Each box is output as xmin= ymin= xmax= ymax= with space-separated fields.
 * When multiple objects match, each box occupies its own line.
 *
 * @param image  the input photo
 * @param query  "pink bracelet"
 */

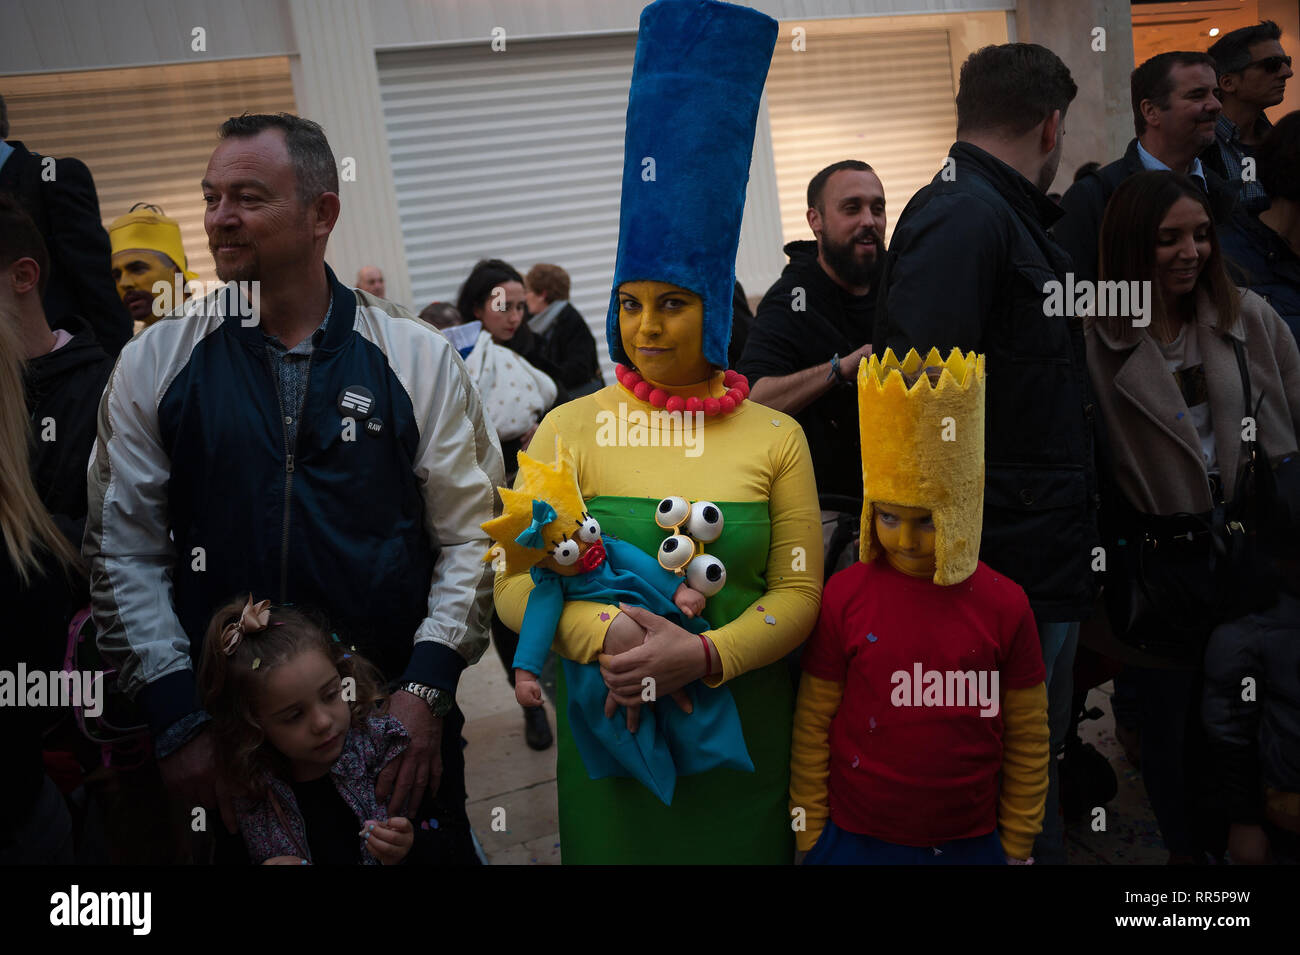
xmin=698 ymin=634 xmax=713 ymax=678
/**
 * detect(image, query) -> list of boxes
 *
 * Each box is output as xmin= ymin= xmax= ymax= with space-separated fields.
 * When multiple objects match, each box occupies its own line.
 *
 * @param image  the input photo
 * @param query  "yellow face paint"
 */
xmin=617 ymin=280 xmax=711 ymax=386
xmin=111 ymin=249 xmax=179 ymax=325
xmin=873 ymin=503 xmax=937 ymax=579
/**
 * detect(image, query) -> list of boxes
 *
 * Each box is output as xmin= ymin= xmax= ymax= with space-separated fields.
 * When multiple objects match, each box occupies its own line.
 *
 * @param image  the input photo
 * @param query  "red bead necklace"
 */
xmin=615 ymin=364 xmax=750 ymax=416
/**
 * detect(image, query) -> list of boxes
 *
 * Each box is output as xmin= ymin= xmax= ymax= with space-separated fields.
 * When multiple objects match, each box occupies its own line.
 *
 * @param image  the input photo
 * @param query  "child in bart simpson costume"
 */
xmin=482 ymin=440 xmax=752 ymax=804
xmin=790 ymin=348 xmax=1050 ymax=864
xmin=493 ymin=0 xmax=824 ymax=864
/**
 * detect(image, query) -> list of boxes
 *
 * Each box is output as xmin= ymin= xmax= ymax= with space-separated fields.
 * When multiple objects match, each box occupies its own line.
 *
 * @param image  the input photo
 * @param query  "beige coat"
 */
xmin=1085 ymin=288 xmax=1300 ymax=516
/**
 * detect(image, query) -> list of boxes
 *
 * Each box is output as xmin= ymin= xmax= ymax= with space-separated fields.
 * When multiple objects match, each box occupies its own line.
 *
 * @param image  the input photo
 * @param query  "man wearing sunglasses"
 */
xmin=1206 ymin=20 xmax=1293 ymax=210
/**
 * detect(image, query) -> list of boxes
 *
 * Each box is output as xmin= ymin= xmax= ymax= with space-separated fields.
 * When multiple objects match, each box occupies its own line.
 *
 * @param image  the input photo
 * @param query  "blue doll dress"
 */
xmin=512 ymin=536 xmax=752 ymax=804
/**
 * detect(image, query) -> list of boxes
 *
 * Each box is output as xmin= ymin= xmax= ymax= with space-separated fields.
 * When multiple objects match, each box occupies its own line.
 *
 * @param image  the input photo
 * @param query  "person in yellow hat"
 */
xmin=790 ymin=348 xmax=1049 ymax=864
xmin=109 ymin=203 xmax=198 ymax=331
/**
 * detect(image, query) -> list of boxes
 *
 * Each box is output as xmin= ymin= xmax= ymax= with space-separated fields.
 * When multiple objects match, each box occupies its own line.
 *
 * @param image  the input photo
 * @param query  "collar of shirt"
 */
xmin=0 ymin=140 xmax=14 ymax=175
xmin=1216 ymin=111 xmax=1273 ymax=145
xmin=263 ymin=292 xmax=334 ymax=355
xmin=1136 ymin=140 xmax=1207 ymax=189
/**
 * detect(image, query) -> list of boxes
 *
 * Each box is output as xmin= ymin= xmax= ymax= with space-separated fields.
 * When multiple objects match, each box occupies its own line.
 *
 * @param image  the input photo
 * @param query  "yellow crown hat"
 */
xmin=482 ymin=437 xmax=588 ymax=575
xmin=109 ymin=205 xmax=199 ymax=283
xmin=858 ymin=347 xmax=986 ymax=585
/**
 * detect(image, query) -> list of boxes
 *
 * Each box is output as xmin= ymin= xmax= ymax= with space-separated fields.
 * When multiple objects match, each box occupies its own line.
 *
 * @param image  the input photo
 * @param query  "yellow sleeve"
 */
xmin=998 ymin=681 xmax=1049 ymax=860
xmin=790 ymin=672 xmax=842 ymax=853
xmin=491 ymin=414 xmax=617 ymax=664
xmin=702 ymin=426 xmax=824 ymax=687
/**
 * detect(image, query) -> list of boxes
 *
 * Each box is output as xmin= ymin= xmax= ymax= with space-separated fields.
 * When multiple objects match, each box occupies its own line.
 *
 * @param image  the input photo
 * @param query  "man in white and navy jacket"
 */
xmin=84 ymin=113 xmax=503 ymax=862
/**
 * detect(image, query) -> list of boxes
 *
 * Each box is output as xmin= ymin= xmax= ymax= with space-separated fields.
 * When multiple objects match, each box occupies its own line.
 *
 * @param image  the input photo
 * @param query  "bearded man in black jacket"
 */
xmin=739 ymin=160 xmax=883 ymax=502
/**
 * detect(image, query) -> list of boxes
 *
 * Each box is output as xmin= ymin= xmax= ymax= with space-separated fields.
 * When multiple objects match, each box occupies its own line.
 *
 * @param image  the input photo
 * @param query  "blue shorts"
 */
xmin=804 ymin=820 xmax=1006 ymax=865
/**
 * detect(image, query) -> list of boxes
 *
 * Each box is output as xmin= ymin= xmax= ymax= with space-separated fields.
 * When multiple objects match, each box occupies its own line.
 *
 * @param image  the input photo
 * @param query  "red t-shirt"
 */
xmin=801 ymin=556 xmax=1044 ymax=846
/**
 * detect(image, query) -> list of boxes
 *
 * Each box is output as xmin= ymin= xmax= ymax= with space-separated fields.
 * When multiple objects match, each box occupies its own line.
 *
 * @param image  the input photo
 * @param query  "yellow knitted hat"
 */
xmin=482 ymin=437 xmax=588 ymax=575
xmin=858 ymin=347 xmax=986 ymax=585
xmin=108 ymin=206 xmax=198 ymax=283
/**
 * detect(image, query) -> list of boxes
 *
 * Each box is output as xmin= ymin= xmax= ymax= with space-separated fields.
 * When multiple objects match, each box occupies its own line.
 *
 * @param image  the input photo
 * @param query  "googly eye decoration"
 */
xmin=552 ymin=539 xmax=582 ymax=566
xmin=686 ymin=554 xmax=727 ymax=596
xmin=576 ymin=515 xmax=601 ymax=543
xmin=657 ymin=533 xmax=694 ymax=571
xmin=685 ymin=501 xmax=724 ymax=542
xmin=655 ymin=496 xmax=690 ymax=530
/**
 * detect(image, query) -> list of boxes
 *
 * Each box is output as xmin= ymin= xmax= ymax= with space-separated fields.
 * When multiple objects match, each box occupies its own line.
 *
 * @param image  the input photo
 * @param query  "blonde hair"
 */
xmin=481 ymin=438 xmax=588 ymax=575
xmin=0 ymin=312 xmax=81 ymax=582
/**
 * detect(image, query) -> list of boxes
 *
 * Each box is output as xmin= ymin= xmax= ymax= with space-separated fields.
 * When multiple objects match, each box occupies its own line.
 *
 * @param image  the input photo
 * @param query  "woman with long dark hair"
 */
xmin=1088 ymin=170 xmax=1300 ymax=862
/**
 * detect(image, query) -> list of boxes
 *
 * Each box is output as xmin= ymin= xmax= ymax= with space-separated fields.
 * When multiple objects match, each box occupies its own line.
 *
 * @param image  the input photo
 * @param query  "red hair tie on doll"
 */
xmin=221 ymin=596 xmax=272 ymax=655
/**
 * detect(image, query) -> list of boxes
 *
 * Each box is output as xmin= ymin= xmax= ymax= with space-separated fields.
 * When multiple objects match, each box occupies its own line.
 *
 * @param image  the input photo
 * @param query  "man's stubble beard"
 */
xmin=214 ymin=253 xmax=260 ymax=285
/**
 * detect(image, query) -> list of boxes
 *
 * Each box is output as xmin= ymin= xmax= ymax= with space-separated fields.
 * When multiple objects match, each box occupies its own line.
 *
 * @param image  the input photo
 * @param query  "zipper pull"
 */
xmin=286 ymin=454 xmax=295 ymax=474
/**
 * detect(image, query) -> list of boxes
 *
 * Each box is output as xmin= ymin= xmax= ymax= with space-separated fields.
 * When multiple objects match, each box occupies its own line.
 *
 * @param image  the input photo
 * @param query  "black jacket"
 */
xmin=0 ymin=544 xmax=80 ymax=833
xmin=1053 ymin=138 xmax=1238 ymax=283
xmin=24 ymin=314 xmax=114 ymax=537
xmin=0 ymin=142 xmax=134 ymax=358
xmin=1218 ymin=205 xmax=1300 ymax=343
xmin=874 ymin=142 xmax=1099 ymax=622
xmin=1203 ymin=591 xmax=1300 ymax=824
xmin=511 ymin=302 xmax=602 ymax=396
xmin=739 ymin=240 xmax=876 ymax=500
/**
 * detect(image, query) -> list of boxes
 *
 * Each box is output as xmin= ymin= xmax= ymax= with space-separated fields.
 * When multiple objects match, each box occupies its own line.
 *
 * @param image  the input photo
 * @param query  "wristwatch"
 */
xmin=827 ymin=353 xmax=843 ymax=382
xmin=401 ymin=681 xmax=454 ymax=717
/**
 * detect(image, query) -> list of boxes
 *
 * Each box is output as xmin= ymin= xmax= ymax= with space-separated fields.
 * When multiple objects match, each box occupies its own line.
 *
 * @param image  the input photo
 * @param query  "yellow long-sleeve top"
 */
xmin=493 ymin=378 xmax=823 ymax=684
xmin=790 ymin=678 xmax=1049 ymax=858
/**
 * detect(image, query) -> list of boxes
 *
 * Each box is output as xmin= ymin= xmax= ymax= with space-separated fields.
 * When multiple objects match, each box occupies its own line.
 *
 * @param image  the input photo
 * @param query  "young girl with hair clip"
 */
xmin=197 ymin=595 xmax=424 ymax=865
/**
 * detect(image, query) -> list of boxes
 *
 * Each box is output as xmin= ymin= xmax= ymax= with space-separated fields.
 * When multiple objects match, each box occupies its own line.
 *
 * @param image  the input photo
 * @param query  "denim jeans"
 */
xmin=1033 ymin=620 xmax=1080 ymax=865
xmin=804 ymin=819 xmax=1005 ymax=865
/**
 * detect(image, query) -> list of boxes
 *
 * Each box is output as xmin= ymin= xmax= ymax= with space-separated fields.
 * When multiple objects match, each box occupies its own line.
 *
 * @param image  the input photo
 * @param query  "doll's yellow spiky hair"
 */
xmin=858 ymin=347 xmax=986 ymax=585
xmin=482 ymin=438 xmax=589 ymax=575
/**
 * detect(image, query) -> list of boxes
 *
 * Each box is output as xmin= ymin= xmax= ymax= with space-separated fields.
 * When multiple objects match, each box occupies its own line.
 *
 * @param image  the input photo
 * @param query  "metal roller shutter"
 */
xmin=765 ymin=30 xmax=958 ymax=246
xmin=378 ymin=36 xmax=636 ymax=381
xmin=1 ymin=57 xmax=297 ymax=287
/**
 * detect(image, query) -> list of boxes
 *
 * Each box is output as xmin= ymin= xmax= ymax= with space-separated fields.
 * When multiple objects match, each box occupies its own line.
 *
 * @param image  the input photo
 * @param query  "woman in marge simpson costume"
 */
xmin=494 ymin=0 xmax=822 ymax=864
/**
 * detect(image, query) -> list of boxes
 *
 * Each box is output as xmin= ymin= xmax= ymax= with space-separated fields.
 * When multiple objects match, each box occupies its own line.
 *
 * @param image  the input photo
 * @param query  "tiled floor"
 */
xmin=459 ymin=641 xmax=560 ymax=865
xmin=459 ymin=642 xmax=1167 ymax=865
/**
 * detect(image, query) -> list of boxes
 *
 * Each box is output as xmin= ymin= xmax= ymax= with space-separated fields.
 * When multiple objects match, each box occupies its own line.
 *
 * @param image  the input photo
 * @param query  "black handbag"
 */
xmin=1230 ymin=337 xmax=1300 ymax=559
xmin=1101 ymin=500 xmax=1228 ymax=656
xmin=1097 ymin=335 xmax=1285 ymax=657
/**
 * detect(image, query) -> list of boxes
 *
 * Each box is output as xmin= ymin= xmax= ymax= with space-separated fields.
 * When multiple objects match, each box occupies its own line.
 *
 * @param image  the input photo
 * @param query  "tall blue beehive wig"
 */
xmin=606 ymin=0 xmax=778 ymax=370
